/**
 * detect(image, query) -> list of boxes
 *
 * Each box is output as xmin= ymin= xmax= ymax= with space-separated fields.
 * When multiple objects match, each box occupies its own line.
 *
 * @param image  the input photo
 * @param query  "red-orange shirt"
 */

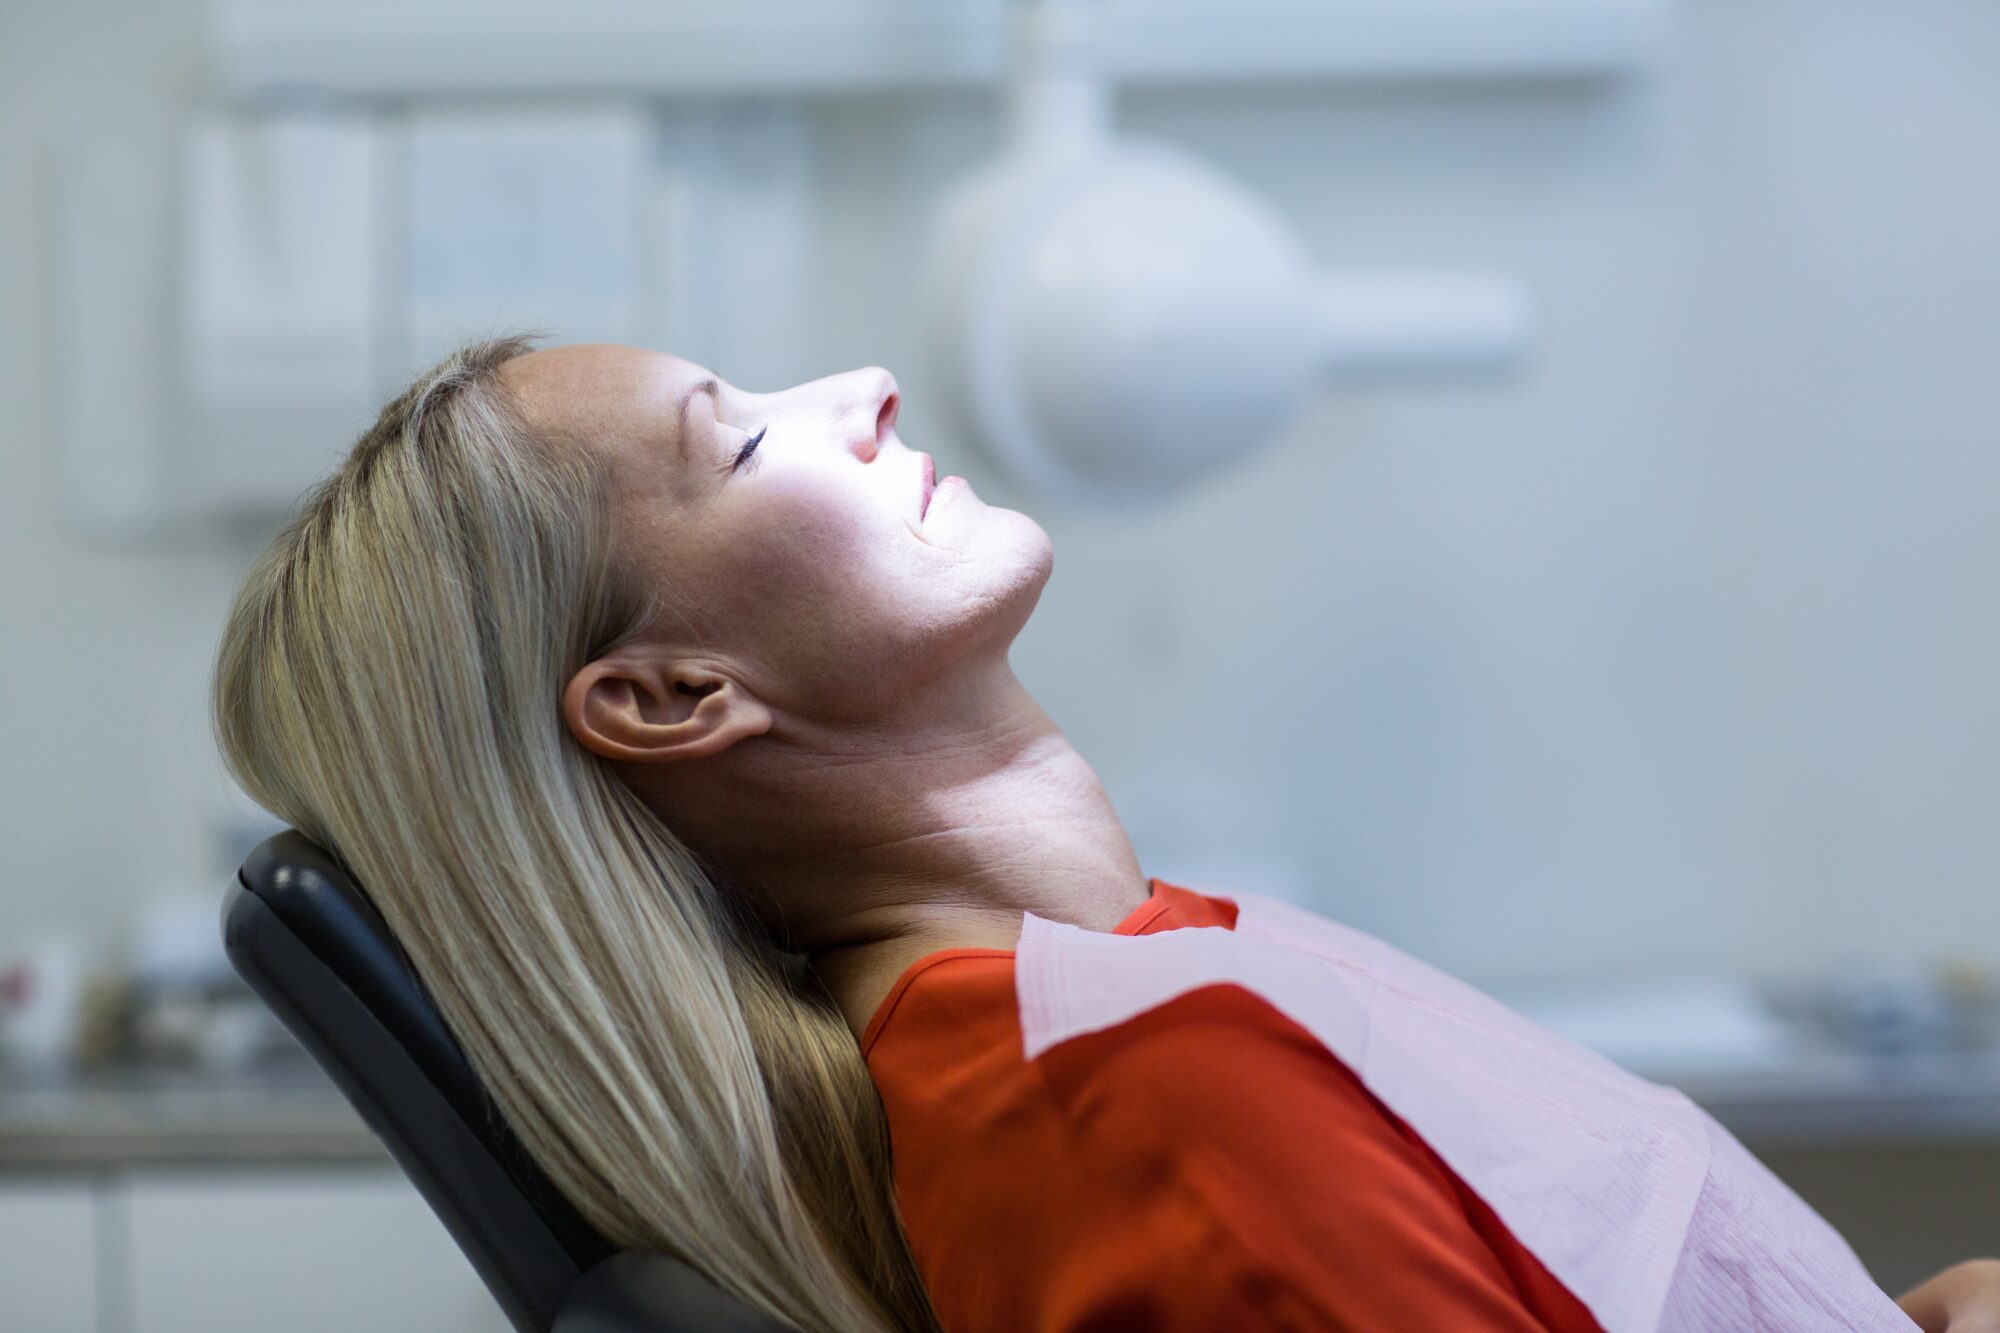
xmin=862 ymin=877 xmax=1610 ymax=1333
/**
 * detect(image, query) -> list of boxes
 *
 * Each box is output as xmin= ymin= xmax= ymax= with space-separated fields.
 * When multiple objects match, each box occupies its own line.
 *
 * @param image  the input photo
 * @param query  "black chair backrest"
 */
xmin=224 ymin=828 xmax=617 ymax=1332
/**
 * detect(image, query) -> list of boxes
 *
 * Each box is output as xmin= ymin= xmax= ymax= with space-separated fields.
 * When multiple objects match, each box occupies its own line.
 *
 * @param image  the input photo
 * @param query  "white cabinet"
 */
xmin=0 ymin=1167 xmax=509 ymax=1333
xmin=0 ymin=1179 xmax=99 ymax=1333
xmin=121 ymin=1167 xmax=510 ymax=1333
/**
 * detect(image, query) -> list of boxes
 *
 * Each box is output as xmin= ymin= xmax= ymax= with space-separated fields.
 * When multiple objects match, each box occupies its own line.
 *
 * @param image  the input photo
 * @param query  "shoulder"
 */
xmin=872 ymin=954 xmax=1454 ymax=1226
xmin=878 ymin=971 xmax=1585 ymax=1330
xmin=1030 ymin=979 xmax=1448 ymax=1189
xmin=869 ymin=949 xmax=1387 ymax=1139
xmin=1018 ymin=984 xmax=1609 ymax=1332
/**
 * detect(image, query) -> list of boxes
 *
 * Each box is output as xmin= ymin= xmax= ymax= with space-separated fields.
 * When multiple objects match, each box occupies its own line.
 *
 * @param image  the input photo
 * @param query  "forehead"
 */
xmin=497 ymin=343 xmax=710 ymax=457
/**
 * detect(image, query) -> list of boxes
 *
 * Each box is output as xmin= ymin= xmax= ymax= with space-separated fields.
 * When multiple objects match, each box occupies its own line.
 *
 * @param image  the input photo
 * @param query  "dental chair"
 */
xmin=222 ymin=828 xmax=793 ymax=1333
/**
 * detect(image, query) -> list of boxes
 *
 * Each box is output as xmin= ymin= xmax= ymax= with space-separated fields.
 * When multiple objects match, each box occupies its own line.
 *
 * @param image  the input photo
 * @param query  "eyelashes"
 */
xmin=730 ymin=425 xmax=768 ymax=474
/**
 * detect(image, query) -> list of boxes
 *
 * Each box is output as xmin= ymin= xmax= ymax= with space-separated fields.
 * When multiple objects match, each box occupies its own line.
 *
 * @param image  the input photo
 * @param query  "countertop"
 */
xmin=9 ymin=1047 xmax=2000 ymax=1173
xmin=1652 ymin=1048 xmax=2000 ymax=1147
xmin=0 ymin=1057 xmax=385 ymax=1171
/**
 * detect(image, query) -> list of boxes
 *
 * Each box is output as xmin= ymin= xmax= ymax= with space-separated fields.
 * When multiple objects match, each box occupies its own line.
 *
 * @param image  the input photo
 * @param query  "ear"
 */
xmin=562 ymin=650 xmax=774 ymax=765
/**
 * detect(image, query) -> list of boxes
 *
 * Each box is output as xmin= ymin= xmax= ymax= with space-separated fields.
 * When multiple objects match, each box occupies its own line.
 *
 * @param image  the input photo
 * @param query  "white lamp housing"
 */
xmin=925 ymin=1 xmax=1536 ymax=508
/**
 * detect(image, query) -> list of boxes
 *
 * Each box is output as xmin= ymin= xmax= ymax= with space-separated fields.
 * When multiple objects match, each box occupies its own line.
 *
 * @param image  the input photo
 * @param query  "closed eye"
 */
xmin=730 ymin=425 xmax=768 ymax=474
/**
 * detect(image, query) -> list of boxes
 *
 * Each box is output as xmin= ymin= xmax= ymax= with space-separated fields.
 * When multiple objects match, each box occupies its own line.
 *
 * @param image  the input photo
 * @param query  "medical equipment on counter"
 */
xmin=0 ymin=936 xmax=89 ymax=1076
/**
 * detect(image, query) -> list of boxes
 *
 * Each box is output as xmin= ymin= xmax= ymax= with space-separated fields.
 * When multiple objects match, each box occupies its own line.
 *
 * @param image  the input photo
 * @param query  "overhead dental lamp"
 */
xmin=925 ymin=0 xmax=1536 ymax=508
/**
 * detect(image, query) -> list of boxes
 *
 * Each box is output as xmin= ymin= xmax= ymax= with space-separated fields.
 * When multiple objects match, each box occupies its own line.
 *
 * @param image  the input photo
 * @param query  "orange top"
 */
xmin=862 ymin=878 xmax=1610 ymax=1333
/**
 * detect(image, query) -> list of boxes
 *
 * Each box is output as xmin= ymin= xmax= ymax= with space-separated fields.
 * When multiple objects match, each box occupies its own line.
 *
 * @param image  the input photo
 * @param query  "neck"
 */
xmin=632 ymin=659 xmax=1152 ymax=1039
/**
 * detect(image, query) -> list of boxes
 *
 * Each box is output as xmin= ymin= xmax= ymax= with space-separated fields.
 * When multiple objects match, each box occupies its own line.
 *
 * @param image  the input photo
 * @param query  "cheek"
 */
xmin=728 ymin=493 xmax=871 ymax=603
xmin=718 ymin=499 xmax=931 ymax=673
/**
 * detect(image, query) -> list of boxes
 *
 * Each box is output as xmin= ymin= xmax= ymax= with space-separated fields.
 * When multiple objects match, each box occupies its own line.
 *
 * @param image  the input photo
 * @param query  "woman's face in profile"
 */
xmin=500 ymin=343 xmax=1053 ymax=720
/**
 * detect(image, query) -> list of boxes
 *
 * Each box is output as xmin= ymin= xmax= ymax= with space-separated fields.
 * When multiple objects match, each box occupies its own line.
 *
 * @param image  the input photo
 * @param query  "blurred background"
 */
xmin=4 ymin=0 xmax=2000 ymax=1328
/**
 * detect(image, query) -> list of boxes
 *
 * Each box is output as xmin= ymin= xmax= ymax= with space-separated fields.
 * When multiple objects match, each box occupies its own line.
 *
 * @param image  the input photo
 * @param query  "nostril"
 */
xmin=876 ymin=390 xmax=900 ymax=445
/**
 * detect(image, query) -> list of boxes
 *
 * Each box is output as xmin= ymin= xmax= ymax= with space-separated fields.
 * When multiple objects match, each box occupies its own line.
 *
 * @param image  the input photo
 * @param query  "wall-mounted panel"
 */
xmin=181 ymin=113 xmax=379 ymax=516
xmin=212 ymin=0 xmax=1667 ymax=101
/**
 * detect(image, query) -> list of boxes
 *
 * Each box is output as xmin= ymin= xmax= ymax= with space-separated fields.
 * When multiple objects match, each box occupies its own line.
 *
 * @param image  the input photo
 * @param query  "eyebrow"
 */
xmin=674 ymin=378 xmax=719 ymax=466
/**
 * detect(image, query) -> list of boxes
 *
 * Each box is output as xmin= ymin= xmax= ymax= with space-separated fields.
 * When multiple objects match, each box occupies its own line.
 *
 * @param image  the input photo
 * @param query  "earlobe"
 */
xmin=562 ymin=656 xmax=773 ymax=764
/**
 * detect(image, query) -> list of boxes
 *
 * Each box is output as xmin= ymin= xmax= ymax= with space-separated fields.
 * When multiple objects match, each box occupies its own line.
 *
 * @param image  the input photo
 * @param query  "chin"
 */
xmin=993 ymin=527 xmax=1057 ymax=626
xmin=994 ymin=513 xmax=1055 ymax=584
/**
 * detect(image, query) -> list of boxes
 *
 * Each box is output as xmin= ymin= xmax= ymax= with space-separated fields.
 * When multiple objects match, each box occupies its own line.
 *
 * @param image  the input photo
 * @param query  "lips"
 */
xmin=920 ymin=453 xmax=937 ymax=517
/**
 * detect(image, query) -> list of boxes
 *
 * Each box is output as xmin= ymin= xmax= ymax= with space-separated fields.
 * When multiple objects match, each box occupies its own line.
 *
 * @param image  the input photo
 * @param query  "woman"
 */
xmin=212 ymin=337 xmax=1994 ymax=1332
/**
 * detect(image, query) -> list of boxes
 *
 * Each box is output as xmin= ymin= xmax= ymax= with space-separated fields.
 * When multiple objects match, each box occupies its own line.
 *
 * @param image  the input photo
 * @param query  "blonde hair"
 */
xmin=209 ymin=336 xmax=944 ymax=1332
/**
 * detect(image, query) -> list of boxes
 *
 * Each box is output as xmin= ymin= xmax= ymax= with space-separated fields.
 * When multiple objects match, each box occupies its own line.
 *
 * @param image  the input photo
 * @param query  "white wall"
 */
xmin=6 ymin=1 xmax=2000 ymax=998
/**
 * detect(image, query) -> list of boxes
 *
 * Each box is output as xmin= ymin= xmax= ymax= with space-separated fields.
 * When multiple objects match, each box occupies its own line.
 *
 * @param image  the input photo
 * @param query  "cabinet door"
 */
xmin=123 ymin=1166 xmax=509 ymax=1333
xmin=0 ymin=1179 xmax=98 ymax=1333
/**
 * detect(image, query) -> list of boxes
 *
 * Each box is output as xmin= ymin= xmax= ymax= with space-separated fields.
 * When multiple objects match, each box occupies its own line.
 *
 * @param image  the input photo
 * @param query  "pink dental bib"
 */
xmin=1014 ymin=888 xmax=1915 ymax=1332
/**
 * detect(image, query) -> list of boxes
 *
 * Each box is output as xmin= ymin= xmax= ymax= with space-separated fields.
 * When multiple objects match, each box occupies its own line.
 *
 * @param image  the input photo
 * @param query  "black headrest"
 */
xmin=224 ymin=829 xmax=616 ymax=1333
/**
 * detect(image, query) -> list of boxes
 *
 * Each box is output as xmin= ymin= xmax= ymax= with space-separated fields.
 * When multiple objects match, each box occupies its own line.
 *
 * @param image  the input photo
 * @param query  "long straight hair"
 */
xmin=210 ymin=337 xmax=944 ymax=1332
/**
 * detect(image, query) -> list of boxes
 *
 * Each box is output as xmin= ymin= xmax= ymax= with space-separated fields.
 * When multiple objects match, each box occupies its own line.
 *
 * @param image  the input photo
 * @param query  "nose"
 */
xmin=847 ymin=367 xmax=899 ymax=460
